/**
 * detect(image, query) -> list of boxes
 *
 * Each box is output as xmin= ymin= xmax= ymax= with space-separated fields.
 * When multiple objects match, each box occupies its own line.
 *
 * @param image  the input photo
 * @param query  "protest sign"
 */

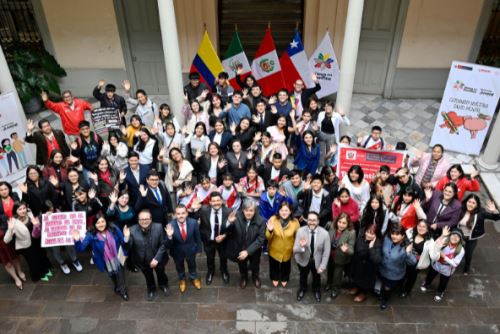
xmin=41 ymin=212 xmax=86 ymax=247
xmin=430 ymin=61 xmax=500 ymax=155
xmin=91 ymin=107 xmax=121 ymax=136
xmin=336 ymin=146 xmax=407 ymax=183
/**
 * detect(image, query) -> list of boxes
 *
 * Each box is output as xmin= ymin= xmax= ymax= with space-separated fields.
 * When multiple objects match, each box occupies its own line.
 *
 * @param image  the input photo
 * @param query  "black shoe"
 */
xmin=206 ymin=272 xmax=214 ymax=285
xmin=147 ymin=291 xmax=156 ymax=301
xmin=159 ymin=285 xmax=170 ymax=297
xmin=330 ymin=291 xmax=338 ymax=300
xmin=297 ymin=289 xmax=305 ymax=301
xmin=380 ymin=302 xmax=388 ymax=310
xmin=252 ymin=276 xmax=261 ymax=289
xmin=121 ymin=292 xmax=129 ymax=301
xmin=399 ymin=292 xmax=408 ymax=299
xmin=222 ymin=272 xmax=230 ymax=284
xmin=239 ymin=277 xmax=248 ymax=289
xmin=314 ymin=291 xmax=321 ymax=303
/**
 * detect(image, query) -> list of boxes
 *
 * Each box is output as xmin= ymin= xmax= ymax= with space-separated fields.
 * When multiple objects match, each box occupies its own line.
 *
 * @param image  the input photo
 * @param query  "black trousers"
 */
xmin=401 ymin=264 xmax=420 ymax=294
xmin=269 ymin=256 xmax=291 ymax=282
xmin=141 ymin=263 xmax=168 ymax=293
xmin=110 ymin=268 xmax=127 ymax=294
xmin=424 ymin=266 xmax=451 ymax=294
xmin=231 ymin=250 xmax=262 ymax=279
xmin=204 ymin=240 xmax=228 ymax=274
xmin=174 ymin=254 xmax=198 ymax=280
xmin=298 ymin=259 xmax=321 ymax=292
xmin=463 ymin=238 xmax=478 ymax=273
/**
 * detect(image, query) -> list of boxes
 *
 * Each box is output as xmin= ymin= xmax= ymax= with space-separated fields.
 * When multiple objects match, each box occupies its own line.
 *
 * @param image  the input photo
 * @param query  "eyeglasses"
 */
xmin=138 ymin=218 xmax=151 ymax=222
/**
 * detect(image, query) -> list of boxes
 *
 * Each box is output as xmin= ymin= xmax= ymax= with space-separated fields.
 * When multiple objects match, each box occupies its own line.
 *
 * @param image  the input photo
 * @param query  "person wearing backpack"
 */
xmin=70 ymin=121 xmax=103 ymax=184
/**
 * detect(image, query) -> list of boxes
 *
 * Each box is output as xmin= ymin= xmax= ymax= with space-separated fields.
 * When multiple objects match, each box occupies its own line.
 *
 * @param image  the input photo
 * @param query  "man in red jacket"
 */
xmin=41 ymin=90 xmax=93 ymax=136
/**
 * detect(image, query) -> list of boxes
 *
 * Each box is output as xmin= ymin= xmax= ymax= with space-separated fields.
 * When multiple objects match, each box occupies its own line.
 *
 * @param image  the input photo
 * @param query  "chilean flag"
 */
xmin=279 ymin=32 xmax=315 ymax=92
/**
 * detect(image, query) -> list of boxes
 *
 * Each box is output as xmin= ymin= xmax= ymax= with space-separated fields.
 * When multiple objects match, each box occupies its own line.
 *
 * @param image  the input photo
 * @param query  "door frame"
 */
xmin=113 ymin=0 xmax=139 ymax=91
xmin=382 ymin=0 xmax=410 ymax=98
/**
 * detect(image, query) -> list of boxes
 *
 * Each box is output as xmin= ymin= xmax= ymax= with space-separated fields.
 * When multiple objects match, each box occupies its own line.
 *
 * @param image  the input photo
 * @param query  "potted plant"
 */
xmin=7 ymin=46 xmax=66 ymax=114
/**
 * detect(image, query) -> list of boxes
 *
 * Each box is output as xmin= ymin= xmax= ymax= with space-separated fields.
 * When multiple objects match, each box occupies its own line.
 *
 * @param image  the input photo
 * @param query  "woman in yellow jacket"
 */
xmin=265 ymin=201 xmax=300 ymax=287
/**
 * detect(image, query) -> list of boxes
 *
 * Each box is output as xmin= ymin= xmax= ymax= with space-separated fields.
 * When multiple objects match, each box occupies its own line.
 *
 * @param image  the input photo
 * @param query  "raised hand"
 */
xmin=40 ymin=91 xmax=48 ymax=102
xmin=486 ymin=200 xmax=498 ymax=213
xmin=123 ymin=225 xmax=130 ymax=239
xmin=424 ymin=187 xmax=433 ymax=201
xmin=120 ymin=125 xmax=127 ymax=135
xmin=98 ymin=80 xmax=105 ymax=88
xmin=442 ymin=225 xmax=450 ymax=237
xmin=406 ymin=243 xmax=413 ymax=254
xmin=253 ymin=131 xmax=262 ymax=142
xmin=119 ymin=170 xmax=126 ymax=182
xmin=270 ymin=105 xmax=278 ymax=114
xmin=72 ymin=230 xmax=81 ymax=241
xmin=88 ymin=172 xmax=98 ymax=183
xmin=311 ymin=72 xmax=318 ymax=83
xmin=48 ymin=175 xmax=59 ymax=188
xmin=7 ymin=218 xmax=15 ymax=230
xmin=217 ymin=159 xmax=227 ymax=169
xmin=122 ymin=80 xmax=131 ymax=92
xmin=369 ymin=235 xmax=377 ymax=249
xmin=17 ymin=182 xmax=28 ymax=194
xmin=299 ymin=237 xmax=307 ymax=247
xmin=139 ymin=185 xmax=148 ymax=198
xmin=340 ymin=243 xmax=348 ymax=253
xmin=334 ymin=198 xmax=341 ymax=208
xmin=268 ymin=96 xmax=277 ymax=105
xmin=70 ymin=141 xmax=78 ymax=150
xmin=201 ymin=89 xmax=209 ymax=99
xmin=266 ymin=221 xmax=274 ymax=232
xmin=470 ymin=169 xmax=480 ymax=179
xmin=165 ymin=224 xmax=174 ymax=238
xmin=109 ymin=190 xmax=118 ymax=204
xmin=227 ymin=211 xmax=237 ymax=224
xmin=88 ymin=188 xmax=96 ymax=199
xmin=32 ymin=216 xmax=40 ymax=226
xmin=181 ymin=126 xmax=188 ymax=136
xmin=413 ymin=198 xmax=421 ymax=210
xmin=195 ymin=149 xmax=202 ymax=159
xmin=328 ymin=144 xmax=338 ymax=155
xmin=230 ymin=123 xmax=237 ymax=134
xmin=27 ymin=119 xmax=35 ymax=133
xmin=303 ymin=179 xmax=311 ymax=191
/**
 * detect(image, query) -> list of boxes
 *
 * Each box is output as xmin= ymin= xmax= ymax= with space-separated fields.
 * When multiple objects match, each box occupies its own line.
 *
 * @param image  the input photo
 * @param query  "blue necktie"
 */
xmin=153 ymin=188 xmax=162 ymax=203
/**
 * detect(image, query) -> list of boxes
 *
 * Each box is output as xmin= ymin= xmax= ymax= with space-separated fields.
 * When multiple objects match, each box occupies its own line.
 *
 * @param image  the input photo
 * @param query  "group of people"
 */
xmin=0 ymin=71 xmax=498 ymax=309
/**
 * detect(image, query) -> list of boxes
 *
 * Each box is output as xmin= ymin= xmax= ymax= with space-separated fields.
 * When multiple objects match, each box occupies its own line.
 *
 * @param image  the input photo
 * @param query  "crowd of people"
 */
xmin=0 ymin=70 xmax=498 ymax=310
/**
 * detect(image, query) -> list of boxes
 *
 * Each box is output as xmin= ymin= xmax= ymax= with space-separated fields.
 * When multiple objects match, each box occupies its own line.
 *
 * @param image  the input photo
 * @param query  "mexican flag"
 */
xmin=251 ymin=27 xmax=285 ymax=97
xmin=222 ymin=31 xmax=252 ymax=90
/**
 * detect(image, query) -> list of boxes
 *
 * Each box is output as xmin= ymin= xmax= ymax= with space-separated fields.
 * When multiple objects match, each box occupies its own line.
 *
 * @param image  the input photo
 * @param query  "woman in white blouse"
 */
xmin=341 ymin=165 xmax=371 ymax=214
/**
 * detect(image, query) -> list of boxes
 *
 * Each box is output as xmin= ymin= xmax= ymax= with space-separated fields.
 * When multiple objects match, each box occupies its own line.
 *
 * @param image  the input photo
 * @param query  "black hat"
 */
xmin=450 ymin=228 xmax=464 ymax=241
xmin=105 ymin=84 xmax=116 ymax=92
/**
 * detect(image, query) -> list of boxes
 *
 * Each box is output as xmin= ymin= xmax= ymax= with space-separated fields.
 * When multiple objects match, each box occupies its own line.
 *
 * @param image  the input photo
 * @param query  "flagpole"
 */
xmin=235 ymin=24 xmax=238 ymax=32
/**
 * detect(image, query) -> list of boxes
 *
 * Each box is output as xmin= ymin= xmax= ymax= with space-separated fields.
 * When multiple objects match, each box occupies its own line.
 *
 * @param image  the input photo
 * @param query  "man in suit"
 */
xmin=135 ymin=169 xmax=173 ymax=226
xmin=194 ymin=192 xmax=232 ymax=285
xmin=293 ymin=211 xmax=330 ymax=302
xmin=165 ymin=205 xmax=202 ymax=292
xmin=297 ymin=174 xmax=332 ymax=227
xmin=123 ymin=209 xmax=168 ymax=301
xmin=259 ymin=152 xmax=290 ymax=186
xmin=25 ymin=118 xmax=69 ymax=165
xmin=119 ymin=152 xmax=148 ymax=204
xmin=251 ymin=99 xmax=278 ymax=133
xmin=225 ymin=199 xmax=265 ymax=289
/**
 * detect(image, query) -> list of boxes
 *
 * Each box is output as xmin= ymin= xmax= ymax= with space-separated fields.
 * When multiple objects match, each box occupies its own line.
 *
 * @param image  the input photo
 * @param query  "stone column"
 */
xmin=157 ymin=0 xmax=185 ymax=123
xmin=478 ymin=114 xmax=500 ymax=170
xmin=335 ymin=0 xmax=364 ymax=115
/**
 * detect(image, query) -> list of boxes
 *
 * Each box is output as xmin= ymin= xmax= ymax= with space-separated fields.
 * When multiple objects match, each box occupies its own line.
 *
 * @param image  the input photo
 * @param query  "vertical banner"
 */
xmin=41 ymin=212 xmax=87 ymax=247
xmin=430 ymin=61 xmax=500 ymax=155
xmin=308 ymin=32 xmax=340 ymax=98
xmin=0 ymin=91 xmax=35 ymax=183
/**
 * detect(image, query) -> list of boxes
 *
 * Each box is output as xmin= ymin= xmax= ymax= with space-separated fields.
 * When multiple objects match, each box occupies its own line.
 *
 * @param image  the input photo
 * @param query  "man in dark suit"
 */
xmin=25 ymin=118 xmax=69 ymax=165
xmin=297 ymin=174 xmax=332 ymax=227
xmin=119 ymin=152 xmax=148 ymax=205
xmin=135 ymin=169 xmax=173 ymax=226
xmin=165 ymin=205 xmax=202 ymax=293
xmin=194 ymin=192 xmax=232 ymax=285
xmin=123 ymin=209 xmax=168 ymax=301
xmin=225 ymin=199 xmax=265 ymax=289
xmin=251 ymin=99 xmax=278 ymax=133
xmin=259 ymin=152 xmax=290 ymax=186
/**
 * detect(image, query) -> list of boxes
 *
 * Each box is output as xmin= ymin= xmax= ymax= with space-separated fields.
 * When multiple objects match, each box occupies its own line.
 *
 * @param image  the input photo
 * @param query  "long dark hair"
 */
xmin=460 ymin=193 xmax=481 ymax=228
xmin=47 ymin=149 xmax=67 ymax=169
xmin=25 ymin=165 xmax=44 ymax=186
xmin=88 ymin=214 xmax=119 ymax=236
xmin=136 ymin=127 xmax=154 ymax=152
xmin=347 ymin=165 xmax=364 ymax=184
xmin=0 ymin=181 xmax=14 ymax=199
xmin=361 ymin=194 xmax=386 ymax=229
xmin=447 ymin=164 xmax=465 ymax=180
xmin=107 ymin=130 xmax=125 ymax=156
xmin=410 ymin=220 xmax=432 ymax=241
xmin=393 ymin=187 xmax=417 ymax=212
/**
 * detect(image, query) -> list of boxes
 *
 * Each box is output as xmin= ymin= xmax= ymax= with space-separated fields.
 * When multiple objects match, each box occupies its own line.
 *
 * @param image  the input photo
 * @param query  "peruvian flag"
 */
xmin=222 ymin=31 xmax=252 ymax=90
xmin=251 ymin=27 xmax=285 ymax=97
xmin=279 ymin=31 xmax=315 ymax=92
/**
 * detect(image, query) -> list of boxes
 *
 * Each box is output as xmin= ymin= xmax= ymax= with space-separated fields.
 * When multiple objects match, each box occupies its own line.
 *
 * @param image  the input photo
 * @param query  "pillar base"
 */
xmin=477 ymin=156 xmax=499 ymax=171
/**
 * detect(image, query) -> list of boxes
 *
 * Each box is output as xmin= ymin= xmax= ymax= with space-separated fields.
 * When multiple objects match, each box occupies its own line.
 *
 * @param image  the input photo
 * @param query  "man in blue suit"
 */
xmin=165 ymin=205 xmax=202 ymax=293
xmin=118 ymin=152 xmax=148 ymax=205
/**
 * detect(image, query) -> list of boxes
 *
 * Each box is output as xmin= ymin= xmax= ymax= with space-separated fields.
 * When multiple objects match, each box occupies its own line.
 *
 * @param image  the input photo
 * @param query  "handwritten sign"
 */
xmin=91 ymin=107 xmax=121 ymax=136
xmin=41 ymin=212 xmax=86 ymax=247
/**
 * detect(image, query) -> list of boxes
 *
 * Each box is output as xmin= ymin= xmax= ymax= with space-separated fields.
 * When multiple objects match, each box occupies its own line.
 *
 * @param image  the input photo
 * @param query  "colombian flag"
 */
xmin=190 ymin=31 xmax=224 ymax=89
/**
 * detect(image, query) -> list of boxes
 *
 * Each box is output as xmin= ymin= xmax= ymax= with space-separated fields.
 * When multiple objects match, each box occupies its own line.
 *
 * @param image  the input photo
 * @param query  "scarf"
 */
xmin=97 ymin=229 xmax=121 ymax=274
xmin=99 ymin=169 xmax=113 ymax=188
xmin=422 ymin=159 xmax=438 ymax=184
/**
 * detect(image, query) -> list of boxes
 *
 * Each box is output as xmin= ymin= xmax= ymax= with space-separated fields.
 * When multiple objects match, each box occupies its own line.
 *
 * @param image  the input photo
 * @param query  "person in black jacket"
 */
xmin=252 ymin=99 xmax=278 ymax=133
xmin=19 ymin=165 xmax=58 ymax=217
xmin=194 ymin=192 xmax=232 ymax=285
xmin=259 ymin=152 xmax=290 ymax=186
xmin=25 ymin=118 xmax=69 ymax=166
xmin=70 ymin=121 xmax=104 ymax=184
xmin=297 ymin=174 xmax=331 ymax=227
xmin=225 ymin=199 xmax=265 ymax=289
xmin=289 ymin=74 xmax=321 ymax=118
xmin=195 ymin=143 xmax=227 ymax=186
xmin=184 ymin=72 xmax=210 ymax=103
xmin=388 ymin=167 xmax=423 ymax=200
xmin=93 ymin=80 xmax=127 ymax=126
xmin=458 ymin=194 xmax=500 ymax=275
xmin=123 ymin=209 xmax=168 ymax=301
xmin=134 ymin=169 xmax=173 ymax=226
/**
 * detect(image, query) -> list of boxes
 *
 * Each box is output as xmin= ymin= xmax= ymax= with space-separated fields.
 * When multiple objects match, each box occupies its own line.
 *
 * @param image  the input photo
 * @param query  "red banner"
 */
xmin=336 ymin=146 xmax=406 ymax=183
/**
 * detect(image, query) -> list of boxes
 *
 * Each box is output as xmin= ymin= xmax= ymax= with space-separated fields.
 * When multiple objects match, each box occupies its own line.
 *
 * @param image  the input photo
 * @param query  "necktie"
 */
xmin=260 ymin=113 xmax=264 ymax=127
xmin=310 ymin=231 xmax=315 ymax=258
xmin=214 ymin=209 xmax=219 ymax=239
xmin=153 ymin=188 xmax=162 ymax=203
xmin=180 ymin=223 xmax=187 ymax=241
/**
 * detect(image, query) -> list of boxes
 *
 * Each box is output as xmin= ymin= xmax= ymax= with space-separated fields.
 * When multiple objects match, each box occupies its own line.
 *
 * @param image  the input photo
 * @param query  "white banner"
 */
xmin=308 ymin=32 xmax=340 ymax=98
xmin=430 ymin=61 xmax=500 ymax=155
xmin=0 ymin=91 xmax=35 ymax=183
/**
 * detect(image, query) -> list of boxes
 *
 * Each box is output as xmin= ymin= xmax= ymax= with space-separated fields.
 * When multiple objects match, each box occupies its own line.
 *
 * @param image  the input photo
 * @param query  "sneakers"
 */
xmin=72 ymin=260 xmax=83 ymax=272
xmin=90 ymin=258 xmax=94 ymax=265
xmin=60 ymin=264 xmax=71 ymax=275
xmin=434 ymin=293 xmax=444 ymax=302
xmin=420 ymin=284 xmax=429 ymax=293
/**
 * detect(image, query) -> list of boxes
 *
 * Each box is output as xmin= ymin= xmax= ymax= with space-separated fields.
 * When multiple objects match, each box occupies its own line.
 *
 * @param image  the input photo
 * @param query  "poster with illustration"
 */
xmin=430 ymin=61 xmax=500 ymax=155
xmin=0 ymin=91 xmax=35 ymax=183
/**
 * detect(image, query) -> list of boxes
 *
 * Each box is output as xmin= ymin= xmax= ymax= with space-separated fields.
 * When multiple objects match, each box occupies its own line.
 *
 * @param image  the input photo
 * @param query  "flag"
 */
xmin=279 ymin=31 xmax=315 ymax=92
xmin=251 ymin=27 xmax=285 ymax=96
xmin=308 ymin=32 xmax=340 ymax=98
xmin=190 ymin=31 xmax=224 ymax=89
xmin=222 ymin=31 xmax=252 ymax=90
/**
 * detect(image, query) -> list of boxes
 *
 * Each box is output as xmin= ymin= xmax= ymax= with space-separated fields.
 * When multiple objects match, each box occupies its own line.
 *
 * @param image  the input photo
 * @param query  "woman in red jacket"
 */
xmin=332 ymin=188 xmax=360 ymax=227
xmin=389 ymin=188 xmax=427 ymax=231
xmin=435 ymin=164 xmax=480 ymax=201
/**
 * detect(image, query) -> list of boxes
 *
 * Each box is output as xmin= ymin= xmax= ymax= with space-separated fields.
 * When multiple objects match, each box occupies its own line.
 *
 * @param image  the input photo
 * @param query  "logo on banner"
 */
xmin=313 ymin=53 xmax=334 ymax=70
xmin=259 ymin=59 xmax=275 ymax=73
xmin=452 ymin=80 xmax=477 ymax=94
xmin=439 ymin=111 xmax=492 ymax=139
xmin=454 ymin=64 xmax=473 ymax=71
xmin=346 ymin=150 xmax=357 ymax=160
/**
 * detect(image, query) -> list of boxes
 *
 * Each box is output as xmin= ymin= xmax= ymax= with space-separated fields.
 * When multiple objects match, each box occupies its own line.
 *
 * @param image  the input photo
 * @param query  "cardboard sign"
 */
xmin=41 ymin=212 xmax=86 ymax=247
xmin=91 ymin=107 xmax=121 ymax=136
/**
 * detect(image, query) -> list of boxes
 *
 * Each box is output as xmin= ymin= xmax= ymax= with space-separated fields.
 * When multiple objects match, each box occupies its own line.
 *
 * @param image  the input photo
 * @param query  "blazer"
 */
xmin=208 ymin=130 xmax=233 ymax=153
xmin=25 ymin=130 xmax=70 ymax=165
xmin=462 ymin=209 xmax=500 ymax=240
xmin=165 ymin=218 xmax=202 ymax=260
xmin=252 ymin=109 xmax=278 ymax=133
xmin=265 ymin=216 xmax=300 ymax=263
xmin=330 ymin=228 xmax=356 ymax=265
xmin=75 ymin=225 xmax=125 ymax=272
xmin=196 ymin=155 xmax=227 ymax=186
xmin=297 ymin=189 xmax=331 ymax=227
xmin=134 ymin=183 xmax=173 ymax=226
xmin=195 ymin=205 xmax=231 ymax=244
xmin=351 ymin=231 xmax=382 ymax=290
xmin=293 ymin=225 xmax=330 ymax=270
xmin=22 ymin=181 xmax=58 ymax=217
xmin=258 ymin=165 xmax=290 ymax=186
xmin=225 ymin=151 xmax=249 ymax=182
xmin=224 ymin=211 xmax=265 ymax=260
xmin=123 ymin=223 xmax=167 ymax=269
xmin=422 ymin=191 xmax=461 ymax=229
xmin=291 ymin=82 xmax=321 ymax=112
xmin=119 ymin=165 xmax=149 ymax=205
